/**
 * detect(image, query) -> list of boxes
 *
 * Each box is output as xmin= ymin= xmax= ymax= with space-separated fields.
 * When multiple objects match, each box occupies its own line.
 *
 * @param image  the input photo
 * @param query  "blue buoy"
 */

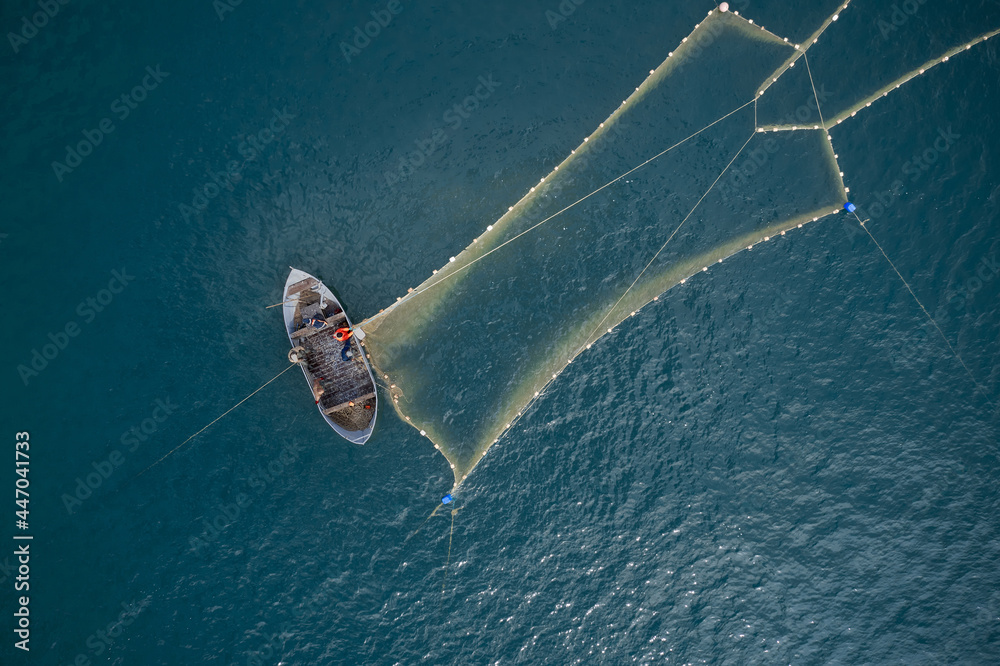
xmin=442 ymin=494 xmax=453 ymax=504
xmin=844 ymin=202 xmax=857 ymax=213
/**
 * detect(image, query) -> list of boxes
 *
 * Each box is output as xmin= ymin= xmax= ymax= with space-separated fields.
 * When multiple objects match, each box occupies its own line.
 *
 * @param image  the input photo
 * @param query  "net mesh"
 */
xmin=360 ymin=5 xmax=996 ymax=485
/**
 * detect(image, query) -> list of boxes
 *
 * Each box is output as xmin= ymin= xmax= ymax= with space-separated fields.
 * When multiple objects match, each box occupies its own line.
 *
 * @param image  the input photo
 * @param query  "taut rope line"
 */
xmin=802 ymin=52 xmax=826 ymax=130
xmin=359 ymin=98 xmax=757 ymax=329
xmin=136 ymin=363 xmax=298 ymax=478
xmin=852 ymin=211 xmax=995 ymax=410
xmin=579 ymin=128 xmax=759 ymax=352
xmin=442 ymin=507 xmax=460 ymax=593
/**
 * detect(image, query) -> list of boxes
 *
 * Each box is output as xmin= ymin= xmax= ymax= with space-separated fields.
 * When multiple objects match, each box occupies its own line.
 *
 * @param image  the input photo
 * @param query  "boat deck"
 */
xmin=294 ymin=295 xmax=376 ymax=432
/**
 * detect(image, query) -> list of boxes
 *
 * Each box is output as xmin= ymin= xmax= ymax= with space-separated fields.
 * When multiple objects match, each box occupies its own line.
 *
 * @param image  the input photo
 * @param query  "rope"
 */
xmin=404 ymin=502 xmax=443 ymax=543
xmin=467 ymin=125 xmax=760 ymax=453
xmin=442 ymin=507 xmax=459 ymax=593
xmin=803 ymin=52 xmax=826 ymax=130
xmin=135 ymin=363 xmax=299 ymax=478
xmin=578 ymin=127 xmax=759 ymax=352
xmin=481 ymin=126 xmax=760 ymax=451
xmin=852 ymin=211 xmax=995 ymax=410
xmin=786 ymin=29 xmax=993 ymax=408
xmin=359 ymin=98 xmax=757 ymax=329
xmin=762 ymin=28 xmax=1000 ymax=131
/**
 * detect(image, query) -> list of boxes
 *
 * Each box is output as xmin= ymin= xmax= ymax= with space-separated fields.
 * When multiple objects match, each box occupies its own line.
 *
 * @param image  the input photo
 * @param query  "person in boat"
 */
xmin=303 ymin=315 xmax=330 ymax=330
xmin=336 ymin=327 xmax=354 ymax=362
xmin=288 ymin=346 xmax=306 ymax=365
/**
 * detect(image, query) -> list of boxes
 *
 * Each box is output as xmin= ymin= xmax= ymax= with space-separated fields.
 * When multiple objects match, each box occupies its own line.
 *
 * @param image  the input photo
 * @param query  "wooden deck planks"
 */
xmin=323 ymin=392 xmax=377 ymax=415
xmin=302 ymin=327 xmax=376 ymax=431
xmin=286 ymin=277 xmax=319 ymax=297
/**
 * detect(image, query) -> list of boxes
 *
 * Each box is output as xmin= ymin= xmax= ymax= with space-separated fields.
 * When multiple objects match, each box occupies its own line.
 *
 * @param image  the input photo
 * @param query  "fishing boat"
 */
xmin=282 ymin=268 xmax=377 ymax=444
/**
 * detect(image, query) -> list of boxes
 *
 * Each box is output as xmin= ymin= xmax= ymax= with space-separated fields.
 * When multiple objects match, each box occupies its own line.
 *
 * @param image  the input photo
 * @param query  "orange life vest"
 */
xmin=335 ymin=327 xmax=353 ymax=341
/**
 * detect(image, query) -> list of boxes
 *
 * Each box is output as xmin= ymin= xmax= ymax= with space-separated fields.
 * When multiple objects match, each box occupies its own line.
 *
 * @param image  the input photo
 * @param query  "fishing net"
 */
xmin=361 ymin=5 xmax=996 ymax=486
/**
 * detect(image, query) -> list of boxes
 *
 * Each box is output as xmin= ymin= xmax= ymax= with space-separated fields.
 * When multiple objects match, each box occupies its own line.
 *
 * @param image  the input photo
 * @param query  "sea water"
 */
xmin=1 ymin=0 xmax=999 ymax=663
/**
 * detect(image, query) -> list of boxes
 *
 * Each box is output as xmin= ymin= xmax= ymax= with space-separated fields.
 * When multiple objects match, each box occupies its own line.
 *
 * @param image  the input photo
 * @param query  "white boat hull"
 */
xmin=282 ymin=268 xmax=377 ymax=445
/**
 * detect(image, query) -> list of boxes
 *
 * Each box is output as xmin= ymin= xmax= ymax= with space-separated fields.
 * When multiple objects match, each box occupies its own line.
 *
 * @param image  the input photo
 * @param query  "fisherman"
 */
xmin=334 ymin=327 xmax=352 ymax=341
xmin=341 ymin=340 xmax=353 ymax=362
xmin=303 ymin=315 xmax=329 ymax=330
xmin=288 ymin=346 xmax=306 ymax=364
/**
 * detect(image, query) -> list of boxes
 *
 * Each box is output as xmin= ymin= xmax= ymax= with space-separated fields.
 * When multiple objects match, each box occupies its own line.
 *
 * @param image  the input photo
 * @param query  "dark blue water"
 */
xmin=2 ymin=0 xmax=999 ymax=663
